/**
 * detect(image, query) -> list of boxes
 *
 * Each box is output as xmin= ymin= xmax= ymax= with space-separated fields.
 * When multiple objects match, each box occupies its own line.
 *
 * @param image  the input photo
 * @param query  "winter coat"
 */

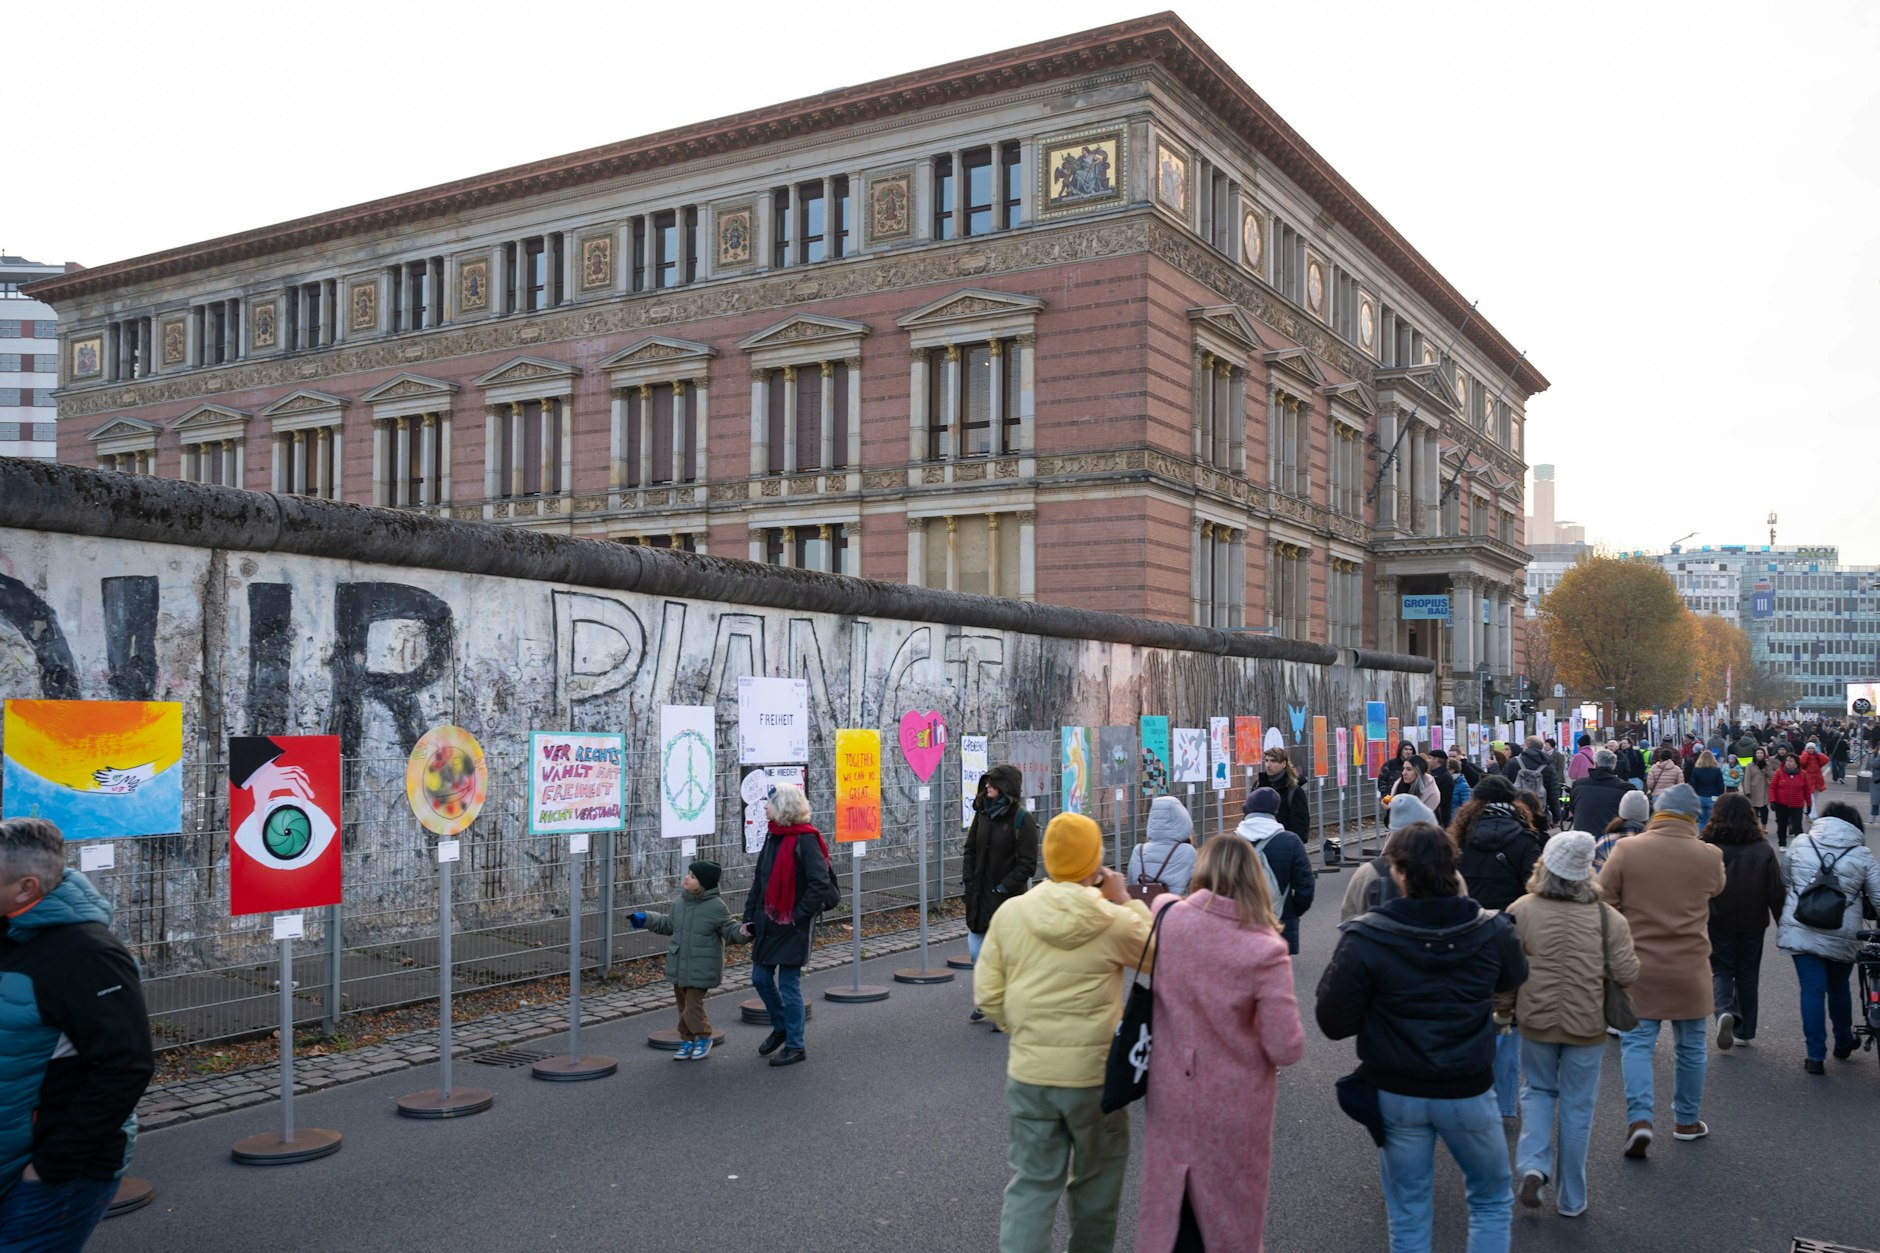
xmin=1776 ymin=818 xmax=1880 ymax=963
xmin=1799 ymin=749 xmax=1830 ymax=792
xmin=1137 ymin=892 xmax=1305 ymax=1253
xmin=0 ymin=871 xmax=153 ymax=1194
xmin=1496 ymin=894 xmax=1639 ymax=1047
xmin=1593 ymin=821 xmax=1645 ymax=873
xmin=974 ymin=881 xmax=1154 ymax=1087
xmin=1689 ymin=766 xmax=1725 ymax=798
xmin=1568 ymin=767 xmax=1635 ymax=836
xmin=1256 ymin=770 xmax=1311 ymax=840
xmin=1315 ymin=895 xmax=1527 ymax=1099
xmin=1502 ymin=748 xmax=1562 ymax=821
xmin=962 ymin=764 xmax=1039 ymax=934
xmin=1455 ymin=809 xmax=1542 ymax=912
xmin=1618 ymin=747 xmax=1647 ymax=781
xmin=1429 ymin=763 xmax=1457 ymax=826
xmin=1566 ymin=746 xmax=1596 ymax=782
xmin=642 ymin=888 xmax=747 ymax=988
xmin=1769 ymin=764 xmax=1813 ymax=809
xmin=1377 ymin=747 xmax=1418 ymax=798
xmin=1646 ymin=757 xmax=1685 ymax=797
xmin=1734 ymin=734 xmax=1760 ymax=760
xmin=741 ymin=822 xmax=840 ymax=968
xmin=1233 ymin=813 xmax=1315 ymax=954
xmin=1128 ymin=796 xmax=1197 ymax=898
xmin=1598 ymin=812 xmax=1726 ymax=1021
xmin=1450 ymin=771 xmax=1473 ymax=811
xmin=1391 ymin=772 xmax=1440 ymax=813
xmin=1740 ymin=760 xmax=1773 ymax=807
xmin=1707 ymin=840 xmax=1785 ymax=934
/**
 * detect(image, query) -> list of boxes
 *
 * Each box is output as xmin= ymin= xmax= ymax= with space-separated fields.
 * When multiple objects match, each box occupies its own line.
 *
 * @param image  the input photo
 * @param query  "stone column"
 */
xmin=750 ymin=370 xmax=769 ymax=476
xmin=508 ymin=403 xmax=525 ymax=497
xmin=1213 ymin=525 xmax=1232 ymax=627
xmin=1229 ymin=366 xmax=1246 ymax=475
xmin=291 ymin=431 xmax=307 ymax=495
xmin=943 ymin=345 xmax=961 ymax=459
xmin=538 ymin=398 xmax=556 ymax=494
xmin=780 ymin=526 xmax=796 ymax=569
xmin=314 ymin=428 xmax=329 ymax=497
xmin=844 ymin=357 xmax=861 ymax=469
xmin=951 ymin=148 xmax=967 ymax=239
xmin=944 ymin=515 xmax=959 ymax=591
xmin=986 ymin=513 xmax=1002 ymax=595
xmin=692 ymin=379 xmax=709 ymax=483
xmin=637 ymin=386 xmax=655 ymax=487
xmin=371 ymin=421 xmax=387 ymax=507
xmin=1016 ymin=334 xmax=1037 ymax=454
xmin=670 ymin=382 xmax=687 ymax=485
xmin=1193 ymin=351 xmax=1211 ymax=462
xmin=1374 ymin=573 xmax=1399 ymax=654
xmin=906 ymin=516 xmax=925 ymax=585
xmin=1423 ymin=430 xmax=1442 ymax=536
xmin=907 ymin=349 xmax=928 ymax=463
xmin=556 ymin=399 xmax=571 ymax=497
xmin=816 ymin=523 xmax=833 ymax=573
xmin=1017 ymin=510 xmax=1037 ymax=602
xmin=781 ymin=366 xmax=798 ymax=472
xmin=330 ymin=426 xmax=343 ymax=500
xmin=819 ymin=362 xmax=836 ymax=470
xmin=487 ymin=407 xmax=503 ymax=506
xmin=1451 ymin=575 xmax=1477 ymax=675
xmin=440 ymin=412 xmax=455 ymax=503
xmin=748 ymin=529 xmax=764 ymax=563
xmin=987 ymin=340 xmax=1004 ymax=454
xmin=914 ymin=156 xmax=935 ymax=243
xmin=1017 ymin=137 xmax=1036 ymax=228
xmin=1192 ymin=519 xmax=1208 ymax=624
xmin=419 ymin=414 xmax=436 ymax=506
xmin=393 ymin=418 xmax=412 ymax=507
xmin=271 ymin=436 xmax=285 ymax=492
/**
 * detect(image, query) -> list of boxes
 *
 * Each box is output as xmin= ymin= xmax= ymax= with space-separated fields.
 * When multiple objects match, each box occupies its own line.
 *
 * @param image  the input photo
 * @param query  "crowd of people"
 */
xmin=969 ymin=714 xmax=1880 ymax=1251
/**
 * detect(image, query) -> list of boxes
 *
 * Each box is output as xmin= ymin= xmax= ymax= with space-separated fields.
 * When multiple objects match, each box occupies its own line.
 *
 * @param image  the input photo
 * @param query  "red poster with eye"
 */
xmin=229 ymin=736 xmax=343 ymax=917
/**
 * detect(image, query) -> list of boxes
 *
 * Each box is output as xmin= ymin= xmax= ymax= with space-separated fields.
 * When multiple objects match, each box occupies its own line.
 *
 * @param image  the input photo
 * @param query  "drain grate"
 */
xmin=1792 ymin=1240 xmax=1879 ymax=1253
xmin=470 ymin=1048 xmax=549 ymax=1069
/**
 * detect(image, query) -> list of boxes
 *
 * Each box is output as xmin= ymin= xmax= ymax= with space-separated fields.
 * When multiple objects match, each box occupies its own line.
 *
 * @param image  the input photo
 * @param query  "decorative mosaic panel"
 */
xmin=251 ymin=301 xmax=278 ymax=349
xmin=459 ymin=260 xmax=489 ymax=313
xmin=348 ymin=281 xmax=377 ymax=333
xmin=581 ymin=235 xmax=614 ymax=291
xmin=70 ymin=336 xmax=102 ymax=379
xmin=1154 ymin=139 xmax=1189 ymax=219
xmin=866 ymin=172 xmax=912 ymax=243
xmin=716 ymin=205 xmax=754 ymax=267
xmin=161 ymin=319 xmax=186 ymax=365
xmin=1038 ymin=127 xmax=1125 ymax=219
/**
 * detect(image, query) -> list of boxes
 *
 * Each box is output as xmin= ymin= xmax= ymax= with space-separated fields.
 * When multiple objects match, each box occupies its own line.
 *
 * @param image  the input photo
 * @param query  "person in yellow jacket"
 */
xmin=974 ymin=812 xmax=1153 ymax=1253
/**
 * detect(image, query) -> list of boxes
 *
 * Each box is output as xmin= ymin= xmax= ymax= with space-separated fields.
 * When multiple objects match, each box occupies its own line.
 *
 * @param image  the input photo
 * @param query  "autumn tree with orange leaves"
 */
xmin=1536 ymin=554 xmax=1687 ymax=711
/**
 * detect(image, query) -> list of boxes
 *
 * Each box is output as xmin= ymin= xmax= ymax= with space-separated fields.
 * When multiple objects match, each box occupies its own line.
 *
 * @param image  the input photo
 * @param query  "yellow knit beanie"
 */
xmin=1043 ymin=812 xmax=1104 ymax=883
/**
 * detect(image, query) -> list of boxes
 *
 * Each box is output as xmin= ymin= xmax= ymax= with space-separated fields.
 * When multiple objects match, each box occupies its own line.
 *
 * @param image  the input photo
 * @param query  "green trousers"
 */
xmin=999 ymin=1077 xmax=1131 ymax=1253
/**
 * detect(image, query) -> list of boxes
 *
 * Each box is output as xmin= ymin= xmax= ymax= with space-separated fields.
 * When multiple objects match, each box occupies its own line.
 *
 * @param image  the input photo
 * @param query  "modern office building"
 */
xmin=0 ymin=256 xmax=65 ymax=461
xmin=28 ymin=14 xmax=1546 ymax=705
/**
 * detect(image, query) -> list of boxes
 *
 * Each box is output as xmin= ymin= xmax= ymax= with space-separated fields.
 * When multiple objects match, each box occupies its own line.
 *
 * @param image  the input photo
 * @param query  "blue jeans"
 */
xmin=0 ymin=1174 xmax=117 ymax=1253
xmin=1620 ymin=1017 xmax=1708 ymax=1125
xmin=1791 ymin=953 xmax=1855 ymax=1063
xmin=1376 ymin=1089 xmax=1511 ymax=1253
xmin=1698 ymin=795 xmax=1716 ymax=827
xmin=1516 ymin=1039 xmax=1604 ymax=1216
xmin=750 ymin=963 xmax=806 ymax=1049
xmin=1493 ymin=1029 xmax=1521 ymax=1118
xmin=967 ymin=930 xmax=985 ymax=962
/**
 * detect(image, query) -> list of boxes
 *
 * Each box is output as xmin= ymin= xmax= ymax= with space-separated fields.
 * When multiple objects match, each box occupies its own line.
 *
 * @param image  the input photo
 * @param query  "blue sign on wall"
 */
xmin=1751 ymin=591 xmax=1775 ymax=619
xmin=1402 ymin=595 xmax=1452 ymax=620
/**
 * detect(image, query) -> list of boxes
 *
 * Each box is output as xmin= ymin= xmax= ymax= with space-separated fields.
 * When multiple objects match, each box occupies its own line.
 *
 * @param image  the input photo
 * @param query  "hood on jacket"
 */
xmin=1518 ymin=747 xmax=1550 ymax=769
xmin=1350 ymin=896 xmax=1500 ymax=970
xmin=1803 ymin=816 xmax=1865 ymax=852
xmin=979 ymin=764 xmax=1023 ymax=801
xmin=1144 ymin=795 xmax=1194 ymax=845
xmin=1463 ymin=811 xmax=1533 ymax=854
xmin=1235 ymin=813 xmax=1285 ymax=842
xmin=6 ymin=869 xmax=113 ymax=941
xmin=1021 ymin=879 xmax=1131 ymax=950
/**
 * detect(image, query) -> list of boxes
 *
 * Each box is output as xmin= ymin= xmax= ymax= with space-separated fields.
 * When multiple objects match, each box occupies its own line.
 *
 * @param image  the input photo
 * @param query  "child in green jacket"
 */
xmin=631 ymin=861 xmax=748 ymax=1060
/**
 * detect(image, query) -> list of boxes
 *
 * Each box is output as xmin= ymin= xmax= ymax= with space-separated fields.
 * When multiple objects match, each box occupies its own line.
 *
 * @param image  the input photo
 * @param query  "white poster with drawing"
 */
xmin=737 ymin=676 xmax=810 ymax=765
xmin=660 ymin=704 xmax=717 ymax=840
xmin=741 ymin=764 xmax=807 ymax=854
xmin=1172 ymin=727 xmax=1208 ymax=784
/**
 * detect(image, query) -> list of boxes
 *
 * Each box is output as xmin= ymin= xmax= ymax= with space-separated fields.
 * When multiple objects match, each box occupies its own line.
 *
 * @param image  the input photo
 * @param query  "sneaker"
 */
xmin=768 ymin=1046 xmax=807 ymax=1067
xmin=1716 ymin=1013 xmax=1735 ymax=1051
xmin=1623 ymin=1121 xmax=1652 ymax=1159
xmin=1673 ymin=1120 xmax=1709 ymax=1141
xmin=1833 ymin=1044 xmax=1856 ymax=1060
xmin=692 ymin=1036 xmax=712 ymax=1060
xmin=1557 ymin=1203 xmax=1587 ymax=1219
xmin=1517 ymin=1171 xmax=1545 ymax=1209
xmin=673 ymin=1040 xmax=697 ymax=1061
xmin=1805 ymin=1058 xmax=1825 ymax=1075
xmin=969 ymin=1009 xmax=986 ymax=1024
xmin=757 ymin=1029 xmax=787 ymax=1057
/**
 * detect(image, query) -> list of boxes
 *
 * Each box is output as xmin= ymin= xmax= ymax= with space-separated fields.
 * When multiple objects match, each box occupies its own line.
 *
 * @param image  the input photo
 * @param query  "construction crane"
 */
xmin=1768 ymin=512 xmax=1778 ymax=548
xmin=1670 ymin=531 xmax=1697 ymax=553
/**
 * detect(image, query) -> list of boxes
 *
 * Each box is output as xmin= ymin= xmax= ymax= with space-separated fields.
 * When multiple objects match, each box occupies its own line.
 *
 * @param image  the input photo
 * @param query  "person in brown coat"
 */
xmin=1598 ymin=784 xmax=1725 ymax=1157
xmin=1739 ymin=748 xmax=1773 ymax=831
xmin=1701 ymin=793 xmax=1784 ymax=1048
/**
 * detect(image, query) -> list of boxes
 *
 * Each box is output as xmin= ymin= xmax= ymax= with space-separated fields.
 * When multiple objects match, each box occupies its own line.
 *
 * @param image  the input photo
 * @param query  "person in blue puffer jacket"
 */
xmin=0 ymin=817 xmax=154 ymax=1248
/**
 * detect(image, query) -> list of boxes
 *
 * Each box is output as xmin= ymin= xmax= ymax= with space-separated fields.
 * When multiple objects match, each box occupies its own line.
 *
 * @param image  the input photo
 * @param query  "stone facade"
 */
xmin=26 ymin=15 xmax=1546 ymax=701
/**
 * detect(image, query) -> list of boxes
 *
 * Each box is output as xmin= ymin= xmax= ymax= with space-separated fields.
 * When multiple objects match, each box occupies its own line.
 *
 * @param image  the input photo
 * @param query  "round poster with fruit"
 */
xmin=406 ymin=725 xmax=488 ymax=836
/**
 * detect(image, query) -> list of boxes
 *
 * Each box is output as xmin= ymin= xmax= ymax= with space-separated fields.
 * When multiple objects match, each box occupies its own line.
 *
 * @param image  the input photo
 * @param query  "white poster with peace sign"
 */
xmin=659 ymin=704 xmax=717 ymax=839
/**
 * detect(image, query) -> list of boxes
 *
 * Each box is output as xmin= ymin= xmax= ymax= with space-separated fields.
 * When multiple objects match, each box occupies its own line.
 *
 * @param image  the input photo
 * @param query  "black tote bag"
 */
xmin=1101 ymin=901 xmax=1170 ymax=1114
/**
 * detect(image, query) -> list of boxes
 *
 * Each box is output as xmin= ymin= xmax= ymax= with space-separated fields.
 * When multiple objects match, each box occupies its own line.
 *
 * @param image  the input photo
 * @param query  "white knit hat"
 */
xmin=1541 ymin=831 xmax=1596 ymax=882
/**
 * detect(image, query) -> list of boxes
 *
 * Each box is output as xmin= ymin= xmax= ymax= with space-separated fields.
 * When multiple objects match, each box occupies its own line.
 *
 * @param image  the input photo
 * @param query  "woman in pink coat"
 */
xmin=1138 ymin=835 xmax=1306 ymax=1252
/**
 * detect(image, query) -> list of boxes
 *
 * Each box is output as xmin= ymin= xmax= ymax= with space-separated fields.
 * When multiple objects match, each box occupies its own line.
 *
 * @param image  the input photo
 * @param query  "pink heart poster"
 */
xmin=898 ymin=711 xmax=947 ymax=782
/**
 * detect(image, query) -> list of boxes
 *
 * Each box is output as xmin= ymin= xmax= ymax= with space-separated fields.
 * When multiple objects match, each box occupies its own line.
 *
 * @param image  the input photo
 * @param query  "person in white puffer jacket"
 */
xmin=1127 ymin=795 xmax=1196 ymax=897
xmin=1776 ymin=803 xmax=1880 ymax=1074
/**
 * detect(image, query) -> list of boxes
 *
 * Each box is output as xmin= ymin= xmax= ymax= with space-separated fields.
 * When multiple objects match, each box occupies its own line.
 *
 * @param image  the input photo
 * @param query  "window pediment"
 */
xmin=599 ymin=336 xmax=715 ymax=390
xmin=361 ymin=372 xmax=459 ymax=420
xmin=1262 ymin=346 xmax=1327 ymax=394
xmin=261 ymin=390 xmax=348 ymax=435
xmin=1188 ymin=305 xmax=1263 ymax=363
xmin=897 ymin=288 xmax=1042 ymax=350
xmin=1375 ymin=365 xmax=1457 ymax=420
xmin=471 ymin=355 xmax=581 ymax=389
xmin=741 ymin=315 xmax=868 ymax=371
xmin=88 ymin=416 xmax=161 ymax=444
xmin=171 ymin=403 xmax=252 ymax=445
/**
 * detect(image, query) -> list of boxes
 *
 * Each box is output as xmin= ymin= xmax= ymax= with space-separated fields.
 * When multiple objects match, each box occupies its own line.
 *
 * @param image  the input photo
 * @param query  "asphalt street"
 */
xmin=96 ymin=816 xmax=1880 ymax=1253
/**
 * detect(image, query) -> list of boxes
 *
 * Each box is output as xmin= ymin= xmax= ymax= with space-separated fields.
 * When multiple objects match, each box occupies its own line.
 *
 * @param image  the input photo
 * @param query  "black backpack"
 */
xmin=1793 ymin=843 xmax=1852 ymax=931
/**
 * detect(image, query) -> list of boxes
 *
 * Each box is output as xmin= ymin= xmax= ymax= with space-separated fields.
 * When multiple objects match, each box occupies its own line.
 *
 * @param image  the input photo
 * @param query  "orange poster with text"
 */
xmin=1312 ymin=716 xmax=1329 ymax=778
xmin=834 ymin=728 xmax=881 ymax=842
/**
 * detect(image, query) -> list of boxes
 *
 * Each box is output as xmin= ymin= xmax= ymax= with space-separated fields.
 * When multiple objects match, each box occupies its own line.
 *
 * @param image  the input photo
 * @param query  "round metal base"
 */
xmin=740 ymin=998 xmax=812 ymax=1025
xmin=892 ymin=967 xmax=956 ymax=985
xmin=230 ymin=1127 xmax=343 ymax=1165
xmin=106 ymin=1177 xmax=155 ymax=1218
xmin=823 ymin=984 xmax=892 ymax=1003
xmin=645 ymin=1029 xmax=727 ymax=1051
xmin=530 ymin=1054 xmax=618 ymax=1082
xmin=395 ymin=1088 xmax=495 ymax=1119
xmin=945 ymin=954 xmax=975 ymax=970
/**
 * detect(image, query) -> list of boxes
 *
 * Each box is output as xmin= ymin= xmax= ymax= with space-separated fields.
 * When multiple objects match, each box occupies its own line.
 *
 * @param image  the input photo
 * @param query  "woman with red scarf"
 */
xmin=741 ymin=781 xmax=839 ymax=1067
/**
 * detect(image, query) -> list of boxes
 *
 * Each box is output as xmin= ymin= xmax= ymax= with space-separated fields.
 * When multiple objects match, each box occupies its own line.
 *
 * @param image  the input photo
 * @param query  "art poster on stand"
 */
xmin=741 ymin=764 xmax=808 ymax=854
xmin=833 ymin=729 xmax=881 ymax=843
xmin=2 ymin=700 xmax=184 ymax=840
xmin=1336 ymin=727 xmax=1350 ymax=787
xmin=1172 ymin=727 xmax=1207 ymax=785
xmin=229 ymin=735 xmax=342 ymax=917
xmin=1098 ymin=726 xmax=1136 ymax=791
xmin=1234 ymin=717 xmax=1263 ymax=766
xmin=1441 ymin=706 xmax=1457 ymax=752
xmin=1060 ymin=727 xmax=1091 ymax=814
xmin=737 ymin=677 xmax=810 ymax=765
xmin=1312 ymin=716 xmax=1329 ymax=778
xmin=1006 ymin=731 xmax=1055 ymax=806
xmin=960 ymin=735 xmax=989 ymax=830
xmin=1138 ymin=717 xmax=1170 ymax=797
xmin=406 ymin=725 xmax=488 ymax=836
xmin=1364 ymin=702 xmax=1388 ymax=775
xmin=659 ymin=705 xmax=716 ymax=840
xmin=527 ymin=732 xmax=625 ymax=836
xmin=1209 ymin=717 xmax=1231 ymax=791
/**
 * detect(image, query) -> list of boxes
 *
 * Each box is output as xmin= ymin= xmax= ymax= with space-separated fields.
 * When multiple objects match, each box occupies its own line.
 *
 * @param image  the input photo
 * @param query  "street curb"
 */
xmin=138 ymin=918 xmax=971 ymax=1131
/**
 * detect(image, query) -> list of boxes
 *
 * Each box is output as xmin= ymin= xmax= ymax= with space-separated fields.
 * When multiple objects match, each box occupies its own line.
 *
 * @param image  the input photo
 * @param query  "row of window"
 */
xmin=0 ymin=422 xmax=56 ymax=441
xmin=0 ymin=354 xmax=51 ymax=372
xmin=0 ymin=321 xmax=55 ymax=339
xmin=0 ymin=389 xmax=55 ymax=407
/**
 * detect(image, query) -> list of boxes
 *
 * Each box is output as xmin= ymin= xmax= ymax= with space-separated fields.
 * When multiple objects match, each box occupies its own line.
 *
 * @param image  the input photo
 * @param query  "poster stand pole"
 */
xmin=83 ymin=845 xmax=158 ymax=1214
xmin=894 ymin=787 xmax=952 ymax=984
xmin=232 ymin=932 xmax=342 ymax=1164
xmin=826 ymin=842 xmax=891 ymax=1002
xmin=534 ymin=834 xmax=616 ymax=1080
xmin=398 ymin=847 xmax=493 ymax=1117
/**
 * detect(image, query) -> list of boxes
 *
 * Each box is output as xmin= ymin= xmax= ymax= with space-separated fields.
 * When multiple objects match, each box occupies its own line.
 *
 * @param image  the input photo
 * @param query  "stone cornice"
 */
xmin=26 ymin=13 xmax=1544 ymax=395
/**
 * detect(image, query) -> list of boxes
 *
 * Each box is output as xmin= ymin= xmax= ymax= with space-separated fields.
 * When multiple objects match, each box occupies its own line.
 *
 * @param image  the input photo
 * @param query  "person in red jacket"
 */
xmin=1797 ymin=742 xmax=1830 ymax=819
xmin=1768 ymin=755 xmax=1813 ymax=848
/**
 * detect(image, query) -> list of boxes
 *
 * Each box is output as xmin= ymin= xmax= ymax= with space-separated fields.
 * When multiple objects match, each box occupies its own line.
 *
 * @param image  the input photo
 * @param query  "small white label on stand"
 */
xmin=852 ymin=841 xmax=867 ymax=858
xmin=681 ymin=838 xmax=697 ymax=857
xmin=273 ymin=914 xmax=305 ymax=941
xmin=80 ymin=844 xmax=114 ymax=872
xmin=569 ymin=833 xmax=590 ymax=854
xmin=918 ymin=785 xmax=931 ymax=801
xmin=437 ymin=839 xmax=461 ymax=863
xmin=1186 ymin=783 xmax=1195 ymax=797
xmin=1245 ymin=766 xmax=1255 ymax=780
xmin=1113 ymin=788 xmax=1125 ymax=806
xmin=1025 ymin=798 xmax=1037 ymax=812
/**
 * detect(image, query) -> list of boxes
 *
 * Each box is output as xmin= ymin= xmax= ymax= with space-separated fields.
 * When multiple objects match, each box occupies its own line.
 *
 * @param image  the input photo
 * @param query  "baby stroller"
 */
xmin=1857 ymin=929 xmax=1880 ymax=1056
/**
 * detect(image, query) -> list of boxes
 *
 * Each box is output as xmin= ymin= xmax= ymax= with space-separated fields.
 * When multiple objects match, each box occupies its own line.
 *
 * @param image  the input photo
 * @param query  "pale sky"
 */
xmin=14 ymin=1 xmax=1878 ymax=561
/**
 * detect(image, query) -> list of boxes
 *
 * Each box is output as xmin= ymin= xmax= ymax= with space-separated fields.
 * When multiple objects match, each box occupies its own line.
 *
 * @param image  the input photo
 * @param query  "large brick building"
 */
xmin=29 ymin=13 xmax=1545 ymax=704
